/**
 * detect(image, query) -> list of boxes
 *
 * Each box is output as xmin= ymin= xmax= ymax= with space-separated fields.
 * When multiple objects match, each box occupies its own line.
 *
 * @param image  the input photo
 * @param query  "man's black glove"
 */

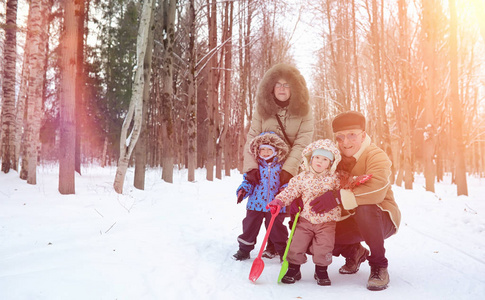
xmin=245 ymin=169 xmax=260 ymax=187
xmin=279 ymin=170 xmax=293 ymax=186
xmin=310 ymin=190 xmax=341 ymax=214
xmin=237 ymin=190 xmax=247 ymax=204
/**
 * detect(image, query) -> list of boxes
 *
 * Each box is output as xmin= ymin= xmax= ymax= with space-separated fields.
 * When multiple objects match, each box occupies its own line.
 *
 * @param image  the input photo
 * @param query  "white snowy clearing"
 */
xmin=0 ymin=166 xmax=484 ymax=300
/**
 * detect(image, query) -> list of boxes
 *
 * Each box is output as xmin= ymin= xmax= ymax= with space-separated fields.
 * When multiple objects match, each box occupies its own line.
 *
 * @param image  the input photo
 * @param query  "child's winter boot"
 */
xmin=232 ymin=249 xmax=250 ymax=261
xmin=262 ymin=241 xmax=277 ymax=259
xmin=281 ymin=263 xmax=301 ymax=284
xmin=314 ymin=265 xmax=331 ymax=286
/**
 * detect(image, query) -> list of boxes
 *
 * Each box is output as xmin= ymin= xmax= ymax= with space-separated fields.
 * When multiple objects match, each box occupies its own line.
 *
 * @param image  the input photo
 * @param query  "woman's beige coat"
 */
xmin=243 ymin=63 xmax=314 ymax=176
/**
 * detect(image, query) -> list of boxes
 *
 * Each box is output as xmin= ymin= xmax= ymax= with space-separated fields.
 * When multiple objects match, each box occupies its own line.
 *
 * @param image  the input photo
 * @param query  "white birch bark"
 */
xmin=23 ymin=0 xmax=47 ymax=185
xmin=134 ymin=0 xmax=155 ymax=190
xmin=113 ymin=0 xmax=154 ymax=194
xmin=1 ymin=0 xmax=18 ymax=173
xmin=14 ymin=39 xmax=30 ymax=174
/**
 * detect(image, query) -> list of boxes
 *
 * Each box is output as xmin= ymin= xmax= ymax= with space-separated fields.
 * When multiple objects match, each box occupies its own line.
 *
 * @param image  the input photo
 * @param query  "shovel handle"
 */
xmin=282 ymin=208 xmax=300 ymax=261
xmin=256 ymin=206 xmax=281 ymax=259
xmin=278 ymin=208 xmax=301 ymax=282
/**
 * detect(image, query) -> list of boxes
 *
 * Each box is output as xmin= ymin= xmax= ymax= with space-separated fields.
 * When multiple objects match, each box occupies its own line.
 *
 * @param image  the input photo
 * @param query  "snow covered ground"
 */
xmin=1 ymin=165 xmax=484 ymax=300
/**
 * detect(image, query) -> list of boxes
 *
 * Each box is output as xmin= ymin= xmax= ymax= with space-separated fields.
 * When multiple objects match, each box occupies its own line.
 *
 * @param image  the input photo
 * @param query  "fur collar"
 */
xmin=353 ymin=135 xmax=372 ymax=161
xmin=255 ymin=63 xmax=310 ymax=119
xmin=249 ymin=132 xmax=289 ymax=162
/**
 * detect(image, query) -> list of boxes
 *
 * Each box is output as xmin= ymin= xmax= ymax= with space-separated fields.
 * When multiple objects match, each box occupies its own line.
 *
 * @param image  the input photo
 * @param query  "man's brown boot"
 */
xmin=367 ymin=266 xmax=389 ymax=291
xmin=339 ymin=244 xmax=369 ymax=274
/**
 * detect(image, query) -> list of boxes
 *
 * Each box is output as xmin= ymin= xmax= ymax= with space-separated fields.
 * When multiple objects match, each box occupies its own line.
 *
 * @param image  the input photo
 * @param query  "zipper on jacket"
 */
xmin=266 ymin=163 xmax=272 ymax=211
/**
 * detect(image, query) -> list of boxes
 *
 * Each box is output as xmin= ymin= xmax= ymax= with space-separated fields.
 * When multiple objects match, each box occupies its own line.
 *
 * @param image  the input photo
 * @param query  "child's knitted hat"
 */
xmin=300 ymin=139 xmax=341 ymax=175
xmin=311 ymin=148 xmax=334 ymax=162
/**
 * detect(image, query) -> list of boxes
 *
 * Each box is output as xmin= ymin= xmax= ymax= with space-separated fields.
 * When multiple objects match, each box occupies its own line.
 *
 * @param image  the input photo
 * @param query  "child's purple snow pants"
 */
xmin=237 ymin=210 xmax=288 ymax=256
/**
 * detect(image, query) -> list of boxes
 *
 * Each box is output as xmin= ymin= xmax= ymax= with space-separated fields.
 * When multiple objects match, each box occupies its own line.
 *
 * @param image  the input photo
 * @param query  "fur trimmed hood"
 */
xmin=256 ymin=63 xmax=310 ymax=119
xmin=300 ymin=139 xmax=341 ymax=175
xmin=249 ymin=131 xmax=289 ymax=162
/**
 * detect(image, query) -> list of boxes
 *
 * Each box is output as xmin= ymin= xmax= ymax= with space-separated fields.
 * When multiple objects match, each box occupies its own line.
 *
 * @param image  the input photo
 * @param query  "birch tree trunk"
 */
xmin=113 ymin=0 xmax=154 ymax=194
xmin=371 ymin=0 xmax=393 ymax=172
xmin=14 ymin=39 xmax=30 ymax=174
xmin=101 ymin=136 xmax=108 ymax=167
xmin=59 ymin=0 xmax=77 ymax=193
xmin=421 ymin=0 xmax=437 ymax=192
xmin=160 ymin=0 xmax=176 ymax=184
xmin=397 ymin=0 xmax=414 ymax=189
xmin=0 ymin=10 xmax=4 ymax=111
xmin=324 ymin=1 xmax=345 ymax=109
xmin=22 ymin=0 xmax=48 ymax=185
xmin=187 ymin=0 xmax=197 ymax=182
xmin=351 ymin=0 xmax=361 ymax=111
xmin=222 ymin=1 xmax=233 ymax=176
xmin=449 ymin=0 xmax=468 ymax=195
xmin=237 ymin=0 xmax=252 ymax=173
xmin=206 ymin=0 xmax=218 ymax=181
xmin=237 ymin=0 xmax=245 ymax=174
xmin=1 ymin=0 xmax=18 ymax=173
xmin=75 ymin=0 xmax=86 ymax=175
xmin=472 ymin=0 xmax=485 ymax=42
xmin=134 ymin=0 xmax=155 ymax=190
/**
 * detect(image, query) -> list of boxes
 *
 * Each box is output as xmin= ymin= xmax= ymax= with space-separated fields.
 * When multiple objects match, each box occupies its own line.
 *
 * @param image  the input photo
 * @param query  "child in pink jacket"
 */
xmin=268 ymin=139 xmax=341 ymax=286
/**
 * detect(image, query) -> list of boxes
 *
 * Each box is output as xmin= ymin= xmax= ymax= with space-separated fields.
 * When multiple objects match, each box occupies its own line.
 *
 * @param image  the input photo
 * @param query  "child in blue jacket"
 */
xmin=233 ymin=132 xmax=290 ymax=261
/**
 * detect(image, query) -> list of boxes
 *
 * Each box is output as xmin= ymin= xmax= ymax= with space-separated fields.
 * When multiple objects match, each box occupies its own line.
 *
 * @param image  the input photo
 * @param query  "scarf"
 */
xmin=337 ymin=155 xmax=357 ymax=173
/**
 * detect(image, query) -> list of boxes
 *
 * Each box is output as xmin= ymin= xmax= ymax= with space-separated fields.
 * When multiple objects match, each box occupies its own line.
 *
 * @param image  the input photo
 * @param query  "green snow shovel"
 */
xmin=278 ymin=207 xmax=301 ymax=283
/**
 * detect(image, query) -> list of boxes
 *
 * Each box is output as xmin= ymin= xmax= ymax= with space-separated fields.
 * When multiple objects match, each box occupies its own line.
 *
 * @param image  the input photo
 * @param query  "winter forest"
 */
xmin=1 ymin=0 xmax=485 ymax=194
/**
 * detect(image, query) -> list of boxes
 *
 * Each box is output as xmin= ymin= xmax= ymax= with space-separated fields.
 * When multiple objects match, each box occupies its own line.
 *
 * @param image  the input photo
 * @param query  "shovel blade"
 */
xmin=278 ymin=260 xmax=289 ymax=283
xmin=249 ymin=258 xmax=265 ymax=282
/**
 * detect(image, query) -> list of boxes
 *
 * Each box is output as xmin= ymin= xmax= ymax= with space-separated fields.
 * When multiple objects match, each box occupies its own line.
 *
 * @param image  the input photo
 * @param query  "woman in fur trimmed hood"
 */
xmin=233 ymin=132 xmax=290 ymax=261
xmin=243 ymin=63 xmax=314 ymax=189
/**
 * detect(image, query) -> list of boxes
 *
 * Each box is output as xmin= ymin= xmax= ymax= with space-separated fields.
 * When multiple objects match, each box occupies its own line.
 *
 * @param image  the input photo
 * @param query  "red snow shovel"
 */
xmin=249 ymin=205 xmax=281 ymax=283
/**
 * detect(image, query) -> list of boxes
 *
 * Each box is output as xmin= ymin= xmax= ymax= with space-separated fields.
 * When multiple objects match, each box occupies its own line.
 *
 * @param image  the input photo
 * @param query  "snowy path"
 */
xmin=0 ymin=167 xmax=484 ymax=299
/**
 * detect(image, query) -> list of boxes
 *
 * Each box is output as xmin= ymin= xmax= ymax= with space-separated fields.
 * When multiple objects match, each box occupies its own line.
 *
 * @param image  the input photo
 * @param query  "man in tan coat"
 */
xmin=310 ymin=111 xmax=401 ymax=291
